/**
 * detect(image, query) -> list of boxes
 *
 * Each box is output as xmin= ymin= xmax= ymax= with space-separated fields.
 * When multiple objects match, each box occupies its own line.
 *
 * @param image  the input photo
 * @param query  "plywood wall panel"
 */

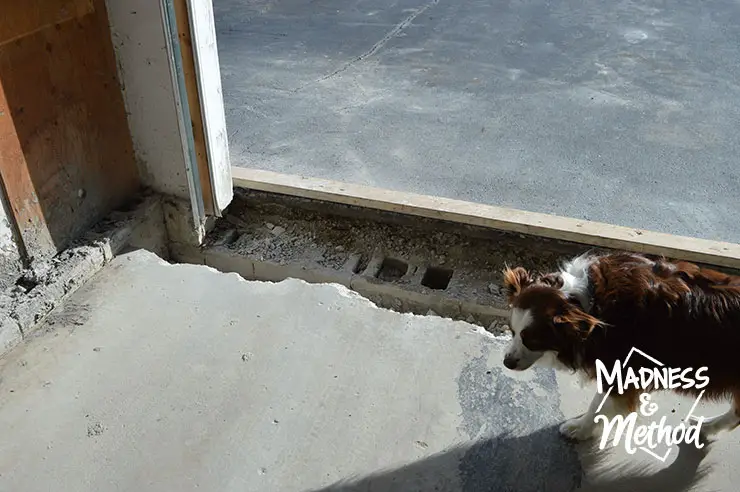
xmin=0 ymin=0 xmax=94 ymax=46
xmin=0 ymin=0 xmax=140 ymax=260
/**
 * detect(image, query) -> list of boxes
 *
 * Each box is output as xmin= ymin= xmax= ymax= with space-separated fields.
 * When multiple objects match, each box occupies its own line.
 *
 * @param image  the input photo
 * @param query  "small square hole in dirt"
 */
xmin=421 ymin=266 xmax=453 ymax=290
xmin=352 ymin=254 xmax=370 ymax=274
xmin=377 ymin=258 xmax=409 ymax=281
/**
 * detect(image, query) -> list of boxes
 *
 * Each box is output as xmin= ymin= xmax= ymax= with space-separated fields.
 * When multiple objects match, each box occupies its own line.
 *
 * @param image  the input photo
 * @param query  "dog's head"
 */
xmin=501 ymin=266 xmax=602 ymax=371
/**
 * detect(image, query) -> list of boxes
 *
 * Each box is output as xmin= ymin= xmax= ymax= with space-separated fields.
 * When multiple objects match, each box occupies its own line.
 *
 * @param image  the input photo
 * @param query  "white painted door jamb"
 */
xmin=184 ymin=0 xmax=233 ymax=216
xmin=159 ymin=0 xmax=206 ymax=227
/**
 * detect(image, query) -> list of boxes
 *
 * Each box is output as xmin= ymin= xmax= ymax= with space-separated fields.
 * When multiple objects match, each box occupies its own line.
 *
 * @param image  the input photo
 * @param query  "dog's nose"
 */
xmin=503 ymin=355 xmax=518 ymax=370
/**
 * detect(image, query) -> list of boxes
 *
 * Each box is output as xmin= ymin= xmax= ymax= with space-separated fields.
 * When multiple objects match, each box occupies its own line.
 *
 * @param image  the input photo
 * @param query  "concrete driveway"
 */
xmin=215 ymin=0 xmax=740 ymax=243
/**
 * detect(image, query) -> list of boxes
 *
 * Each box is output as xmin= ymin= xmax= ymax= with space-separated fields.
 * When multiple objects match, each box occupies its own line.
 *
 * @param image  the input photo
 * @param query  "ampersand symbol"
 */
xmin=639 ymin=393 xmax=658 ymax=417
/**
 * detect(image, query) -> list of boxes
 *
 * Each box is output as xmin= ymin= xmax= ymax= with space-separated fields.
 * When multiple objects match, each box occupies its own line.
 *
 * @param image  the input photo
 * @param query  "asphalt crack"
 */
xmin=294 ymin=0 xmax=440 ymax=92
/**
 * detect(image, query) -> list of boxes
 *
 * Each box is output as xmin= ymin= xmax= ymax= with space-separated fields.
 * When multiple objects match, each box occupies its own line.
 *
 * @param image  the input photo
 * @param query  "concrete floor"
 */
xmin=215 ymin=0 xmax=740 ymax=243
xmin=0 ymin=249 xmax=738 ymax=491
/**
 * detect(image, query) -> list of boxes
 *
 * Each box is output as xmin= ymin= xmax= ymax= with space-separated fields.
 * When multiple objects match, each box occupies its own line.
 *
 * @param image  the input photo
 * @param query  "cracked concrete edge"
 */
xmin=0 ymin=193 xmax=167 ymax=358
xmin=232 ymin=167 xmax=740 ymax=269
xmin=171 ymin=244 xmax=511 ymax=331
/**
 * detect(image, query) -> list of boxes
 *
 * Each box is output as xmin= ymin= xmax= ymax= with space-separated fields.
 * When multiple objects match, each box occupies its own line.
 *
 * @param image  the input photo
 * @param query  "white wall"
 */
xmin=105 ymin=0 xmax=192 ymax=200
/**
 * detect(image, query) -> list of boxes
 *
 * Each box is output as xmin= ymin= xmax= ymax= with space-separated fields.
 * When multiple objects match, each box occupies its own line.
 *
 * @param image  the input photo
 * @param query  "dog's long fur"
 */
xmin=501 ymin=252 xmax=740 ymax=440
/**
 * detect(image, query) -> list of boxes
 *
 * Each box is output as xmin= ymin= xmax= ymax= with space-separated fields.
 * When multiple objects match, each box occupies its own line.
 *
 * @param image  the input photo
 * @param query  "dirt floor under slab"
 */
xmin=191 ymin=188 xmax=608 ymax=332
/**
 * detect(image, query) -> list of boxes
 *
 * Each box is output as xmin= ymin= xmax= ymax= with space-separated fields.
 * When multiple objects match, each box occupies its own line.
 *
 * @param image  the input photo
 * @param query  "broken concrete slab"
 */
xmin=0 ymin=193 xmax=166 ymax=358
xmin=0 ymin=249 xmax=734 ymax=491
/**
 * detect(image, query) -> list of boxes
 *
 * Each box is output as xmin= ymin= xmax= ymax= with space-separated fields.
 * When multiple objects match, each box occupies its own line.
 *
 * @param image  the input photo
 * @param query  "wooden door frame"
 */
xmin=161 ymin=0 xmax=233 ymax=222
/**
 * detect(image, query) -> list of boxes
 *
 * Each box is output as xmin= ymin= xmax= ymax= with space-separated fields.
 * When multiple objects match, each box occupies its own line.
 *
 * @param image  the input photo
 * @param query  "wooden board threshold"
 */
xmin=231 ymin=167 xmax=740 ymax=269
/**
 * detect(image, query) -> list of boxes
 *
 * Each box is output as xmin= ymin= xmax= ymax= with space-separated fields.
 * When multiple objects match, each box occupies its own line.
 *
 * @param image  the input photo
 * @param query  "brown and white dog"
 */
xmin=501 ymin=252 xmax=740 ymax=441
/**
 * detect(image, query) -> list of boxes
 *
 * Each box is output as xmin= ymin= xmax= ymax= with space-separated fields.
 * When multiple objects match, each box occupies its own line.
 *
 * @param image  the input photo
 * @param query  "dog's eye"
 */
xmin=521 ymin=330 xmax=544 ymax=349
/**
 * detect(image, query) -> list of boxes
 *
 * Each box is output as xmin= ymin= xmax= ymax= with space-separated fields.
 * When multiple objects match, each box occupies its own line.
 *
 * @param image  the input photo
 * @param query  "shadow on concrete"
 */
xmin=307 ymin=424 xmax=711 ymax=492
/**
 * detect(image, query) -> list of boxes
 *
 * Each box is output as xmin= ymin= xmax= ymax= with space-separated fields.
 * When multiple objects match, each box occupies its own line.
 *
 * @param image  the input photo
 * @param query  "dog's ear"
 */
xmin=553 ymin=310 xmax=603 ymax=340
xmin=502 ymin=266 xmax=533 ymax=303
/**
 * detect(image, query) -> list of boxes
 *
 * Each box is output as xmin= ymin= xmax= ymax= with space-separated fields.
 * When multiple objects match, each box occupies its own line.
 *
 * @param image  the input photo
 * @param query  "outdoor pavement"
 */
xmin=0 ymin=249 xmax=737 ymax=491
xmin=214 ymin=0 xmax=740 ymax=243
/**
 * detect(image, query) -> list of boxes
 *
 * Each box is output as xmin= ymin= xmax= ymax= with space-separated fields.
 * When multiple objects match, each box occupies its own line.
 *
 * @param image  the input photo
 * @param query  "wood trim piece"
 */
xmin=172 ymin=0 xmax=214 ymax=216
xmin=160 ymin=0 xmax=205 ymax=225
xmin=232 ymin=167 xmax=740 ymax=269
xmin=184 ymin=0 xmax=233 ymax=215
xmin=0 ymin=81 xmax=54 ymax=259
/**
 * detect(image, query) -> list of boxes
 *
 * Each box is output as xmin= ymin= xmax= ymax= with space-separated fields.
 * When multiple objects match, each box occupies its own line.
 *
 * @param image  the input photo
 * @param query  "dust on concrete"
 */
xmin=41 ymin=302 xmax=92 ymax=334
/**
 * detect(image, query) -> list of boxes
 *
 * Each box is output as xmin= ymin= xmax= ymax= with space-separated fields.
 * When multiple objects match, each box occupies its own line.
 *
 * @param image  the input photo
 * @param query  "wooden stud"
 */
xmin=172 ymin=0 xmax=214 ymax=216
